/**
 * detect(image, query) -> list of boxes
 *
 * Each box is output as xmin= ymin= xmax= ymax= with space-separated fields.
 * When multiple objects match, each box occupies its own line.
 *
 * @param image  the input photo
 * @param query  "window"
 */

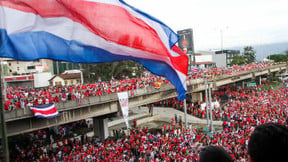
xmin=56 ymin=81 xmax=62 ymax=86
xmin=27 ymin=66 xmax=35 ymax=70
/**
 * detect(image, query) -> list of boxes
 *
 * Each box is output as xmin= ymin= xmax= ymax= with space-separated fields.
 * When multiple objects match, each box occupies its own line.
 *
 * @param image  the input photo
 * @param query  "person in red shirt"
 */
xmin=4 ymin=100 xmax=11 ymax=110
xmin=133 ymin=120 xmax=137 ymax=128
xmin=34 ymin=99 xmax=39 ymax=106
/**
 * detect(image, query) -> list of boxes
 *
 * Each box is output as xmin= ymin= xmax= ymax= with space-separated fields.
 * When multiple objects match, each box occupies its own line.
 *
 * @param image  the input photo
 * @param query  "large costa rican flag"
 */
xmin=0 ymin=0 xmax=188 ymax=100
xmin=30 ymin=103 xmax=59 ymax=118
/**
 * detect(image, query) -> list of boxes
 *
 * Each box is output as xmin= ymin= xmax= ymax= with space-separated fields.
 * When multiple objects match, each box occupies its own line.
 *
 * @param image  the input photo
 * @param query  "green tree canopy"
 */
xmin=267 ymin=54 xmax=288 ymax=62
xmin=81 ymin=61 xmax=145 ymax=83
xmin=243 ymin=46 xmax=256 ymax=63
xmin=230 ymin=55 xmax=246 ymax=65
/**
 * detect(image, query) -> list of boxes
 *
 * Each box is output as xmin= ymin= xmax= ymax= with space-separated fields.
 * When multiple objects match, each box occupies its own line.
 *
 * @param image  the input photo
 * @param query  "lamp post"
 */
xmin=216 ymin=26 xmax=228 ymax=65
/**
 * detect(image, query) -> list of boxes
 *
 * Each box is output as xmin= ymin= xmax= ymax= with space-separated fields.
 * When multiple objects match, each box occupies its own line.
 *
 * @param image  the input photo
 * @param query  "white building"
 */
xmin=49 ymin=73 xmax=81 ymax=87
xmin=4 ymin=59 xmax=53 ymax=76
xmin=193 ymin=51 xmax=226 ymax=68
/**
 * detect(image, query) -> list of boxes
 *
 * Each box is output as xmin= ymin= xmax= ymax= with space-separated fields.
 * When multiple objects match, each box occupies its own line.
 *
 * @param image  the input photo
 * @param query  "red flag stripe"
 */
xmin=0 ymin=0 xmax=169 ymax=57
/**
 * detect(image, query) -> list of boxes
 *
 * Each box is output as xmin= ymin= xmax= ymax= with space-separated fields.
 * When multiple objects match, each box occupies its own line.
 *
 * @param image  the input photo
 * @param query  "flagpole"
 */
xmin=0 ymin=60 xmax=10 ymax=162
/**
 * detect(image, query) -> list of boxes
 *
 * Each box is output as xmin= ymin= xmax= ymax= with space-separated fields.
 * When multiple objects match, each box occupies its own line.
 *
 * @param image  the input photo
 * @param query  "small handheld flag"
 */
xmin=258 ymin=63 xmax=264 ymax=70
xmin=30 ymin=103 xmax=59 ymax=118
xmin=191 ymin=66 xmax=199 ymax=73
xmin=262 ymin=98 xmax=270 ymax=105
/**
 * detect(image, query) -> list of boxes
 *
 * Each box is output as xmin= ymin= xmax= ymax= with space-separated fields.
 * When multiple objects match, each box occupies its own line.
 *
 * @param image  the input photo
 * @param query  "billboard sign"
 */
xmin=177 ymin=28 xmax=195 ymax=55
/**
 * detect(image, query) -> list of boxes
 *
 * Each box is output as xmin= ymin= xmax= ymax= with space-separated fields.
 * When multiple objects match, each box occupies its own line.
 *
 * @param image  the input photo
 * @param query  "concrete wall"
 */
xmin=196 ymin=51 xmax=226 ymax=67
xmin=213 ymin=53 xmax=226 ymax=67
xmin=195 ymin=55 xmax=213 ymax=63
xmin=7 ymin=59 xmax=52 ymax=75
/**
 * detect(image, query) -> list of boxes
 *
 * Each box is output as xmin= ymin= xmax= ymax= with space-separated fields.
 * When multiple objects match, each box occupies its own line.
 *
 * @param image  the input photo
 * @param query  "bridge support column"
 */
xmin=192 ymin=92 xmax=203 ymax=102
xmin=251 ymin=72 xmax=256 ymax=82
xmin=93 ymin=117 xmax=109 ymax=141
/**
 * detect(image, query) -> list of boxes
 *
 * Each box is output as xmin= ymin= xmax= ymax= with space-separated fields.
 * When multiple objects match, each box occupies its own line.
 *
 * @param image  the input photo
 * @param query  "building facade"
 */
xmin=215 ymin=50 xmax=240 ymax=65
xmin=49 ymin=73 xmax=81 ymax=87
xmin=193 ymin=51 xmax=226 ymax=68
xmin=4 ymin=59 xmax=53 ymax=76
xmin=2 ymin=59 xmax=80 ymax=76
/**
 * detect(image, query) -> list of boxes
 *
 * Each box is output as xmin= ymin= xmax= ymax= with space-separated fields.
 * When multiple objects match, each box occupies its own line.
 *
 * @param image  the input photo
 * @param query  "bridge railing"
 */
xmin=214 ymin=63 xmax=286 ymax=81
xmin=4 ymin=83 xmax=176 ymax=121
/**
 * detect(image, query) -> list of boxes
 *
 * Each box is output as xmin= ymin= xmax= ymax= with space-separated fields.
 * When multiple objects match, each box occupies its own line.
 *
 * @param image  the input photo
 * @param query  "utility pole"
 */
xmin=56 ymin=61 xmax=59 ymax=75
xmin=205 ymin=78 xmax=210 ymax=127
xmin=184 ymin=98 xmax=188 ymax=130
xmin=220 ymin=29 xmax=223 ymax=53
xmin=79 ymin=64 xmax=84 ymax=85
xmin=0 ymin=61 xmax=10 ymax=162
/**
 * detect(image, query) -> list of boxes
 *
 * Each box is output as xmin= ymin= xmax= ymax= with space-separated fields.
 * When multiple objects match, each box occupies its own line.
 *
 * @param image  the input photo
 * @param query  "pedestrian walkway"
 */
xmin=131 ymin=106 xmax=222 ymax=125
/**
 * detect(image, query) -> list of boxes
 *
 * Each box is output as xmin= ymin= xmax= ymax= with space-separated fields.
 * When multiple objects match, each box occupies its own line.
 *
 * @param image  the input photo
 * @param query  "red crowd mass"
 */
xmin=3 ymin=62 xmax=283 ymax=112
xmin=3 ymin=75 xmax=169 ymax=111
xmin=8 ymin=78 xmax=288 ymax=161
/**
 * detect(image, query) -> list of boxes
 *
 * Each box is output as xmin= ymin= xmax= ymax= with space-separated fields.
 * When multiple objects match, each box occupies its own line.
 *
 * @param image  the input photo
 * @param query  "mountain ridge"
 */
xmin=229 ymin=42 xmax=288 ymax=61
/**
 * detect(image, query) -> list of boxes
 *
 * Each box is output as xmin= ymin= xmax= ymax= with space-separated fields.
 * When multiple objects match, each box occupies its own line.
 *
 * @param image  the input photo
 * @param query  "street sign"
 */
xmin=247 ymin=83 xmax=256 ymax=87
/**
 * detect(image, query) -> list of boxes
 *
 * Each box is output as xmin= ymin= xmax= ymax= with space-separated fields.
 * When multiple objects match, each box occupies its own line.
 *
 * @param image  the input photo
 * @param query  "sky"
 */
xmin=125 ymin=0 xmax=288 ymax=51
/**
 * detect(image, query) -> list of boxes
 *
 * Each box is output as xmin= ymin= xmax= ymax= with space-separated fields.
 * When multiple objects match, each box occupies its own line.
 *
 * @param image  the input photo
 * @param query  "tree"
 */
xmin=81 ymin=61 xmax=145 ymax=83
xmin=230 ymin=55 xmax=245 ymax=65
xmin=267 ymin=54 xmax=288 ymax=62
xmin=243 ymin=46 xmax=256 ymax=63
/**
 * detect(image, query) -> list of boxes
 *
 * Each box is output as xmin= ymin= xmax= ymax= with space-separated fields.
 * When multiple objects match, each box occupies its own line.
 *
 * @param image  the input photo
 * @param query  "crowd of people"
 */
xmin=154 ymin=81 xmax=288 ymax=126
xmin=3 ymin=61 xmax=288 ymax=161
xmin=3 ymin=75 xmax=167 ymax=111
xmin=3 ymin=62 xmax=284 ymax=112
xmin=7 ymin=78 xmax=288 ymax=161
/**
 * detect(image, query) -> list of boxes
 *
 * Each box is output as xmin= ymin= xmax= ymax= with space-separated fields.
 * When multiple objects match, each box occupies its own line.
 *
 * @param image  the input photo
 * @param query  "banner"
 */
xmin=117 ymin=92 xmax=129 ymax=129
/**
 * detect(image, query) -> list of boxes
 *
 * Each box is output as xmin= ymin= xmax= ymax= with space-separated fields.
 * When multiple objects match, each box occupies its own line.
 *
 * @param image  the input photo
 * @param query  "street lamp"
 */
xmin=216 ymin=26 xmax=229 ymax=65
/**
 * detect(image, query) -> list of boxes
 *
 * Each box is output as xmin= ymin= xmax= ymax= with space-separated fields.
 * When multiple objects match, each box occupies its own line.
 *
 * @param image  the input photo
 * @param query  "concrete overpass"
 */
xmin=1 ymin=63 xmax=287 ymax=138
